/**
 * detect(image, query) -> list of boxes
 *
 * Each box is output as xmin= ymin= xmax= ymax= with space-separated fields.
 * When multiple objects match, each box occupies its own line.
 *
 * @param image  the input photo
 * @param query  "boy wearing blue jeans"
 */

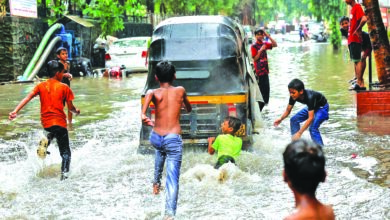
xmin=274 ymin=79 xmax=329 ymax=146
xmin=141 ymin=61 xmax=192 ymax=219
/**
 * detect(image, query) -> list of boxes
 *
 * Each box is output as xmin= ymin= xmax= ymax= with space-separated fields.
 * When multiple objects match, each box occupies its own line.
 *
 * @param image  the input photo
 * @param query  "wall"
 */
xmin=0 ymin=16 xmax=47 ymax=82
xmin=0 ymin=16 xmax=153 ymax=81
xmin=356 ymin=90 xmax=390 ymax=116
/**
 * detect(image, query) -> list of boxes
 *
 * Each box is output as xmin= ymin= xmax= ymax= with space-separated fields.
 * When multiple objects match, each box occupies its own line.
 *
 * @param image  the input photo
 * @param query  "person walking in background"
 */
xmin=299 ymin=24 xmax=305 ymax=41
xmin=274 ymin=79 xmax=329 ymax=146
xmin=56 ymin=47 xmax=74 ymax=125
xmin=344 ymin=0 xmax=368 ymax=91
xmin=283 ymin=139 xmax=335 ymax=220
xmin=9 ymin=60 xmax=80 ymax=180
xmin=339 ymin=16 xmax=372 ymax=87
xmin=251 ymin=28 xmax=277 ymax=111
xmin=208 ymin=116 xmax=242 ymax=169
xmin=303 ymin=24 xmax=310 ymax=40
xmin=141 ymin=61 xmax=192 ymax=219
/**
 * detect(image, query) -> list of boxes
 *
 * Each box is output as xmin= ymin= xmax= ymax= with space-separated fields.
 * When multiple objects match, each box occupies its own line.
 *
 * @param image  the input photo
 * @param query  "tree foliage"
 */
xmin=305 ymin=0 xmax=346 ymax=48
xmin=83 ymin=0 xmax=146 ymax=38
xmin=37 ymin=0 xmax=146 ymax=38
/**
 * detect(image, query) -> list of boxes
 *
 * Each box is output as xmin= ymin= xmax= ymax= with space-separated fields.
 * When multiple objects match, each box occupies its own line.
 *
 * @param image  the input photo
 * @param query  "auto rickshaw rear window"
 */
xmin=112 ymin=39 xmax=147 ymax=48
xmin=176 ymin=70 xmax=210 ymax=79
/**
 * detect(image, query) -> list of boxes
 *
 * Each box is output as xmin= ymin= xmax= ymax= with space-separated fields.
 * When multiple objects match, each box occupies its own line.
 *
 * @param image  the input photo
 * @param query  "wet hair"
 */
xmin=56 ymin=47 xmax=68 ymax=55
xmin=155 ymin=60 xmax=175 ymax=82
xmin=283 ymin=139 xmax=326 ymax=195
xmin=339 ymin=16 xmax=349 ymax=24
xmin=47 ymin=60 xmax=64 ymax=77
xmin=224 ymin=116 xmax=242 ymax=134
xmin=254 ymin=28 xmax=264 ymax=35
xmin=288 ymin=78 xmax=305 ymax=91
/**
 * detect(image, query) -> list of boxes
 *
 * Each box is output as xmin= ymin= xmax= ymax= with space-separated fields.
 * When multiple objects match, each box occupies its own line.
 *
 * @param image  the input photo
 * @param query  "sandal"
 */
xmin=349 ymin=84 xmax=366 ymax=91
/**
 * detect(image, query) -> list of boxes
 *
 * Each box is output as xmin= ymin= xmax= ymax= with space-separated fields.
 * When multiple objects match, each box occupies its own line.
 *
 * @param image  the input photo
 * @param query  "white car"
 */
xmin=105 ymin=36 xmax=150 ymax=75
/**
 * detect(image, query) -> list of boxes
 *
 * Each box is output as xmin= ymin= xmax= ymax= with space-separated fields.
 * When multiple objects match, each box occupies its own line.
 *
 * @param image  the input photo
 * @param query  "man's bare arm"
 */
xmin=292 ymin=110 xmax=314 ymax=140
xmin=66 ymin=100 xmax=80 ymax=115
xmin=274 ymin=104 xmax=293 ymax=126
xmin=265 ymin=31 xmax=277 ymax=47
xmin=141 ymin=90 xmax=154 ymax=126
xmin=353 ymin=16 xmax=367 ymax=37
xmin=208 ymin=137 xmax=215 ymax=155
xmin=9 ymin=92 xmax=35 ymax=120
xmin=183 ymin=91 xmax=192 ymax=112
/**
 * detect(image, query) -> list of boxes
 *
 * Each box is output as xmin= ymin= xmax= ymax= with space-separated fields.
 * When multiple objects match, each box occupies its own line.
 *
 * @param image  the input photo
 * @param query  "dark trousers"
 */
xmin=44 ymin=126 xmax=71 ymax=173
xmin=215 ymin=155 xmax=235 ymax=169
xmin=257 ymin=74 xmax=270 ymax=110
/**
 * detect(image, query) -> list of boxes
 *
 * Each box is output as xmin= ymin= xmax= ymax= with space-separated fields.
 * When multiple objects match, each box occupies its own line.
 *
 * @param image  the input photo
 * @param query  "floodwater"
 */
xmin=0 ymin=41 xmax=389 ymax=219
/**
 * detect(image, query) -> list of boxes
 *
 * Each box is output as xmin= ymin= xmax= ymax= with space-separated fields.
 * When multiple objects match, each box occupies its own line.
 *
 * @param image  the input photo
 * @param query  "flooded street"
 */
xmin=0 ymin=42 xmax=389 ymax=219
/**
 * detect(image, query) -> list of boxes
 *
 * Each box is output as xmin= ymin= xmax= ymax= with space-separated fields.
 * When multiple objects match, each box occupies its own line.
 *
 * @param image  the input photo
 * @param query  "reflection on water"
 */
xmin=0 ymin=43 xmax=389 ymax=219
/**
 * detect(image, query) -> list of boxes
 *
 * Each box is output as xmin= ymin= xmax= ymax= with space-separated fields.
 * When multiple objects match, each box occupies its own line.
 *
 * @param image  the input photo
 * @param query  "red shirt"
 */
xmin=251 ymin=40 xmax=273 ymax=76
xmin=31 ymin=79 xmax=74 ymax=128
xmin=348 ymin=3 xmax=365 ymax=44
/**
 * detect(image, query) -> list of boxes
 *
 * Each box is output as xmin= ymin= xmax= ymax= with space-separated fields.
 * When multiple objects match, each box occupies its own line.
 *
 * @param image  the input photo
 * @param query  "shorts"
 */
xmin=362 ymin=48 xmax=372 ymax=59
xmin=215 ymin=155 xmax=235 ymax=169
xmin=349 ymin=42 xmax=362 ymax=62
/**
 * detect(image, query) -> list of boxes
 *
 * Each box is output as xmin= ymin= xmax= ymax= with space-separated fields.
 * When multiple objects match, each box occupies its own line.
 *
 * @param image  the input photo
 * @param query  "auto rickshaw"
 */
xmin=139 ymin=16 xmax=263 ymax=153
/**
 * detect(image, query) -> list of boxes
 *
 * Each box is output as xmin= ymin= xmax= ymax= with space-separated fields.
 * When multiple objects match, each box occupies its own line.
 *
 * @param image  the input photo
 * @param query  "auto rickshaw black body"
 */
xmin=139 ymin=16 xmax=263 ymax=153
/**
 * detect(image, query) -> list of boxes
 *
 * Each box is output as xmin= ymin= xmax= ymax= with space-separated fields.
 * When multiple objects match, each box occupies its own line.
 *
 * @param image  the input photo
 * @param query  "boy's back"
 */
xmin=285 ymin=203 xmax=335 ymax=220
xmin=33 ymin=78 xmax=74 ymax=128
xmin=149 ymin=86 xmax=189 ymax=136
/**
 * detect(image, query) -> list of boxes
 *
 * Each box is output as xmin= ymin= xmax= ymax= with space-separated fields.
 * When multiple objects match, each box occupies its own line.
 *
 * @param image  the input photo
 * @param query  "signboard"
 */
xmin=9 ymin=0 xmax=37 ymax=18
xmin=380 ymin=7 xmax=388 ymax=28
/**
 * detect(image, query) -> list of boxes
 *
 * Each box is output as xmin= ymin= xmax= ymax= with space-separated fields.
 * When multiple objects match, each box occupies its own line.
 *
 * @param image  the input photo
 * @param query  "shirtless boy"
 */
xmin=141 ymin=61 xmax=192 ymax=219
xmin=283 ymin=139 xmax=335 ymax=220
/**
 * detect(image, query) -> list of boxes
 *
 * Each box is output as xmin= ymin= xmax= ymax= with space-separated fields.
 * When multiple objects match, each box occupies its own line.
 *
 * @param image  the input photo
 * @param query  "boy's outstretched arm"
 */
xmin=274 ymin=104 xmax=293 ymax=126
xmin=141 ymin=90 xmax=154 ymax=127
xmin=292 ymin=110 xmax=314 ymax=140
xmin=9 ymin=92 xmax=35 ymax=120
xmin=66 ymin=100 xmax=80 ymax=115
xmin=183 ymin=91 xmax=192 ymax=112
xmin=265 ymin=31 xmax=277 ymax=47
xmin=207 ymin=137 xmax=215 ymax=155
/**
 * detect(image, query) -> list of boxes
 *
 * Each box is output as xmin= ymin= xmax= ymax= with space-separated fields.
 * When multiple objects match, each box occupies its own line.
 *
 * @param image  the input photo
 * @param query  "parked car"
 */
xmin=105 ymin=36 xmax=150 ymax=75
xmin=139 ymin=16 xmax=263 ymax=153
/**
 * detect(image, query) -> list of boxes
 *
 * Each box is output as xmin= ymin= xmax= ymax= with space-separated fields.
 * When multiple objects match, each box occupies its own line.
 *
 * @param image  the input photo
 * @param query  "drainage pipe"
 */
xmin=20 ymin=23 xmax=65 ymax=81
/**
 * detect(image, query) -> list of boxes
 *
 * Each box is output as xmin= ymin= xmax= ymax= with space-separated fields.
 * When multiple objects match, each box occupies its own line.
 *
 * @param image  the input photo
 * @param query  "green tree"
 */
xmin=305 ymin=0 xmax=345 ymax=49
xmin=83 ymin=0 xmax=146 ymax=38
xmin=37 ymin=0 xmax=146 ymax=38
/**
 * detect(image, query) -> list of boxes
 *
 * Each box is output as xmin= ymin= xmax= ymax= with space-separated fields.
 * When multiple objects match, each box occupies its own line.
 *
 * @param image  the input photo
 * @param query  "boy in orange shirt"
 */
xmin=9 ymin=60 xmax=80 ymax=180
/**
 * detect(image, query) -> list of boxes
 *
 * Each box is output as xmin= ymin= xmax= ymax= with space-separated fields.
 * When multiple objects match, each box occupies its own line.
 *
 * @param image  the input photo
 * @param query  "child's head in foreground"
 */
xmin=47 ymin=60 xmax=65 ymax=78
xmin=221 ymin=116 xmax=242 ymax=135
xmin=155 ymin=60 xmax=176 ymax=83
xmin=283 ymin=139 xmax=326 ymax=195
